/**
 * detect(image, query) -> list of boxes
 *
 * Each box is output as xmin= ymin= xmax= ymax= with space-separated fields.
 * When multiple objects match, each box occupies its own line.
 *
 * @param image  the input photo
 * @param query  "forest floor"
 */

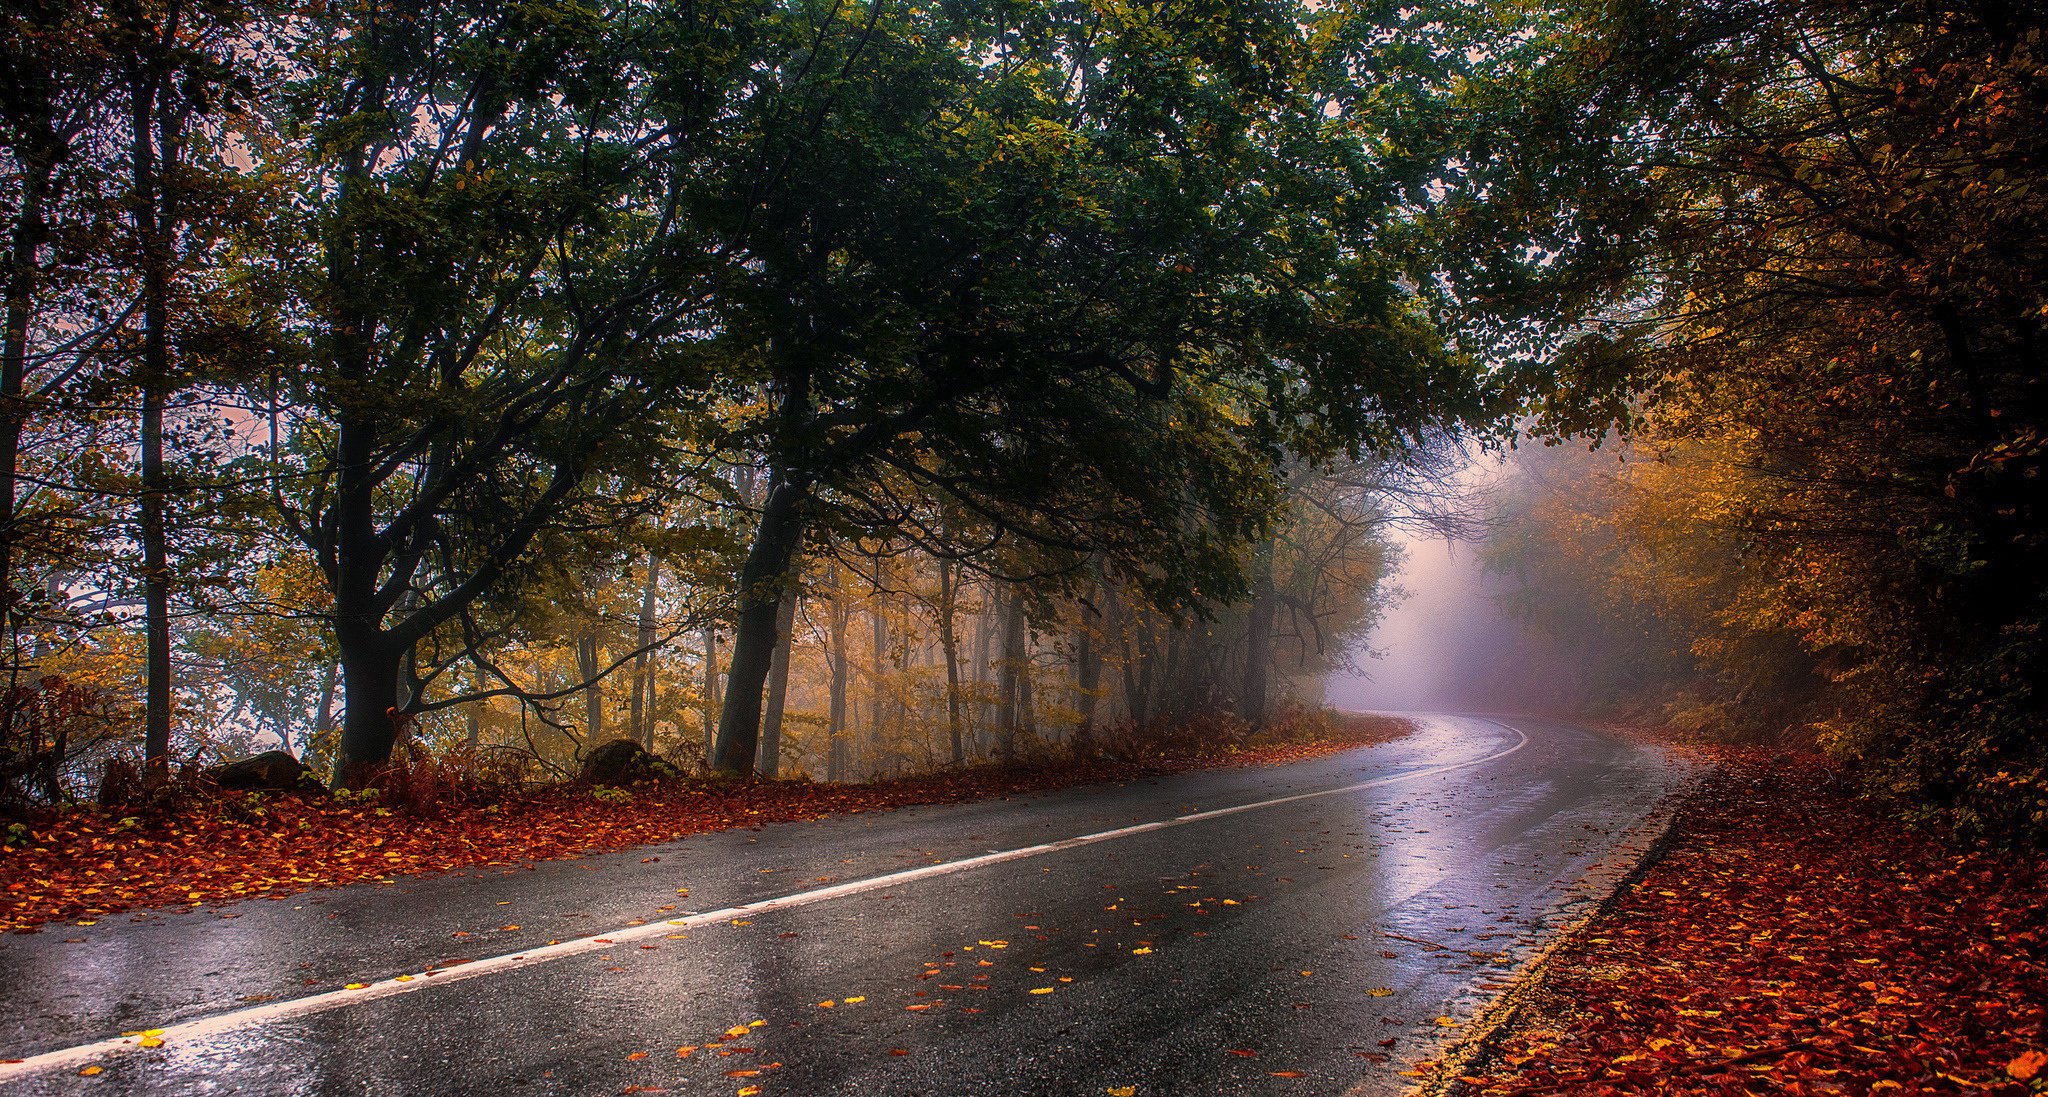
xmin=0 ymin=711 xmax=1407 ymax=934
xmin=1436 ymin=742 xmax=2048 ymax=1097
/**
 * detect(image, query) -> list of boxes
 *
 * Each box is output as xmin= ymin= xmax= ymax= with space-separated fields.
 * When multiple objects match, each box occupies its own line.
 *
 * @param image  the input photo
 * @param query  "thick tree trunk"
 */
xmin=757 ymin=583 xmax=799 ymax=778
xmin=1241 ymin=540 xmax=1276 ymax=730
xmin=628 ymin=555 xmax=659 ymax=746
xmin=333 ymin=637 xmax=402 ymax=786
xmin=937 ymin=558 xmax=964 ymax=765
xmin=711 ymin=473 xmax=810 ymax=774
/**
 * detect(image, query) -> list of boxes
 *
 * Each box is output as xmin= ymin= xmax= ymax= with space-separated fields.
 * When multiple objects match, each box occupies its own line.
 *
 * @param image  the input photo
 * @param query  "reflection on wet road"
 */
xmin=0 ymin=716 xmax=1695 ymax=1095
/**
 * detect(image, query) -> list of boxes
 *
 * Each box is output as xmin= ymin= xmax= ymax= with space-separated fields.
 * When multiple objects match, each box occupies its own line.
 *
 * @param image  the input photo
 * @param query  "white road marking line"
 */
xmin=1 ymin=720 xmax=1527 ymax=1079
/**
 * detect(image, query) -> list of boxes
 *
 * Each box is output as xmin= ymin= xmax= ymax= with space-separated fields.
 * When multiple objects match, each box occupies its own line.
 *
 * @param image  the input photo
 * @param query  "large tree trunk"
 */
xmin=826 ymin=576 xmax=848 ymax=781
xmin=711 ymin=472 xmax=809 ymax=774
xmin=333 ymin=635 xmax=402 ymax=786
xmin=628 ymin=555 xmax=659 ymax=746
xmin=1241 ymin=540 xmax=1276 ymax=730
xmin=328 ymin=390 xmax=402 ymax=783
xmin=937 ymin=558 xmax=964 ymax=765
xmin=757 ymin=583 xmax=799 ymax=778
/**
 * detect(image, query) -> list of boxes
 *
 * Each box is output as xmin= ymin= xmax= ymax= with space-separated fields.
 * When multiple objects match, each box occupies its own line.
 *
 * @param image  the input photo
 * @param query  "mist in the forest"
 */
xmin=1323 ymin=457 xmax=1562 ymax=717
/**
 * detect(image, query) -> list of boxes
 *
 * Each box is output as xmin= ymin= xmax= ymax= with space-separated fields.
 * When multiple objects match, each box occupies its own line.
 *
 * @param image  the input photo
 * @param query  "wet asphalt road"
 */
xmin=0 ymin=715 xmax=1695 ymax=1096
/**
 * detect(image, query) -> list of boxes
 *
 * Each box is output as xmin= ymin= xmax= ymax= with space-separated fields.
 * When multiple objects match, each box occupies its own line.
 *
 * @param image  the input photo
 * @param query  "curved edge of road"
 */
xmin=0 ymin=717 xmax=1528 ymax=1083
xmin=1385 ymin=731 xmax=1711 ymax=1097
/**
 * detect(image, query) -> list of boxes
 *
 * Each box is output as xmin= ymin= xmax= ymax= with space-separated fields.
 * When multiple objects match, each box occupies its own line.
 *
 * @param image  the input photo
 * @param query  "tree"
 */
xmin=1451 ymin=0 xmax=2048 ymax=840
xmin=254 ymin=0 xmax=748 ymax=781
xmin=704 ymin=0 xmax=1488 ymax=774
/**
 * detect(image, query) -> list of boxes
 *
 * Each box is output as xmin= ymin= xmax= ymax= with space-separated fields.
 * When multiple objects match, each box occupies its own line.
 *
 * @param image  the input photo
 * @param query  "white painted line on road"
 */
xmin=0 ymin=720 xmax=1528 ymax=1080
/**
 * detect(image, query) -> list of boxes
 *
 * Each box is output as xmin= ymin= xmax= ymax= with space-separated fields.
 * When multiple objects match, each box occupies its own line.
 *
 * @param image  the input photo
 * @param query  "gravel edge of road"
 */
xmin=1397 ymin=756 xmax=1716 ymax=1097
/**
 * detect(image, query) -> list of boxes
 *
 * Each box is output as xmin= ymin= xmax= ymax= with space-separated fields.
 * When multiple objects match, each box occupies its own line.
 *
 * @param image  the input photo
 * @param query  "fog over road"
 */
xmin=1 ymin=717 xmax=1695 ymax=1096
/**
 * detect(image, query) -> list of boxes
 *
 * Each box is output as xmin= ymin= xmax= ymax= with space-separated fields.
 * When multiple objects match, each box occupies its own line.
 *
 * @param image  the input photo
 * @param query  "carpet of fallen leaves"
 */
xmin=1457 ymin=749 xmax=2048 ymax=1097
xmin=0 ymin=713 xmax=1407 ymax=934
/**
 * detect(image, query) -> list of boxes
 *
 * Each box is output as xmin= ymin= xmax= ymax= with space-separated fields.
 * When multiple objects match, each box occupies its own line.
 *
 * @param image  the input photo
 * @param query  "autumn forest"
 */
xmin=0 ymin=0 xmax=2043 ymax=1090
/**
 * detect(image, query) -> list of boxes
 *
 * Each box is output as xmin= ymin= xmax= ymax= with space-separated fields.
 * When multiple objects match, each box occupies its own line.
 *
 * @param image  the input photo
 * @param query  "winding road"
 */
xmin=0 ymin=716 xmax=1695 ymax=1095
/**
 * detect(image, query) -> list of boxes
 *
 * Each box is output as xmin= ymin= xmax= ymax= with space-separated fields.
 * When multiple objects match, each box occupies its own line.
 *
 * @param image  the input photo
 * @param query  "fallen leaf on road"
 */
xmin=1228 ymin=1049 xmax=1259 ymax=1057
xmin=78 ymin=1066 xmax=102 ymax=1076
xmin=626 ymin=1052 xmax=648 ymax=1061
xmin=1367 ymin=988 xmax=1393 ymax=997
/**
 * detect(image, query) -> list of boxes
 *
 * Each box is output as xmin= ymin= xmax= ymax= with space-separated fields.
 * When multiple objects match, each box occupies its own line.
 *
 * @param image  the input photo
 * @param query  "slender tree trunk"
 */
xmin=827 ymin=577 xmax=848 ymax=781
xmin=128 ymin=41 xmax=177 ymax=784
xmin=0 ymin=124 xmax=57 ymax=699
xmin=868 ymin=593 xmax=887 ymax=775
xmin=140 ymin=387 xmax=172 ymax=777
xmin=1110 ymin=588 xmax=1149 ymax=728
xmin=996 ymin=587 xmax=1025 ymax=762
xmin=629 ymin=555 xmax=659 ymax=746
xmin=711 ymin=471 xmax=810 ymax=774
xmin=311 ymin=661 xmax=338 ymax=757
xmin=1242 ymin=540 xmax=1277 ymax=730
xmin=700 ymin=627 xmax=719 ymax=762
xmin=937 ymin=558 xmax=964 ymax=766
xmin=1074 ymin=596 xmax=1100 ymax=749
xmin=757 ymin=583 xmax=798 ymax=778
xmin=578 ymin=633 xmax=604 ymax=742
xmin=969 ymin=585 xmax=996 ymax=746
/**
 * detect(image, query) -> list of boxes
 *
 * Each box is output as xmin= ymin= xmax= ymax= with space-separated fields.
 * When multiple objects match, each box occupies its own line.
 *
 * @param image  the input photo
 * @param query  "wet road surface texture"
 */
xmin=0 ymin=715 xmax=1696 ymax=1096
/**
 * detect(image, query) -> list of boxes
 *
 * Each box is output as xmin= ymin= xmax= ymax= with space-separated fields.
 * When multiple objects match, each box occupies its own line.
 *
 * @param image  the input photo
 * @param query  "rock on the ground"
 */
xmin=579 ymin=739 xmax=676 ymax=784
xmin=210 ymin=750 xmax=308 ymax=791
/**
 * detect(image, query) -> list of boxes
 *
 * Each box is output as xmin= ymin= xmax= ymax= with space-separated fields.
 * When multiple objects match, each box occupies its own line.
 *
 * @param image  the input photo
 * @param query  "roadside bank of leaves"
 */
xmin=0 ymin=712 xmax=1407 ymax=933
xmin=1452 ymin=751 xmax=2047 ymax=1096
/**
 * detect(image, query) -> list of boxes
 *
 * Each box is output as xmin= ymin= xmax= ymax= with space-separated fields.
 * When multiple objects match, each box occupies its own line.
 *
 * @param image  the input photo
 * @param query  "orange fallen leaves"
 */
xmin=1463 ymin=750 xmax=2048 ymax=1096
xmin=0 ymin=716 xmax=1408 ymax=933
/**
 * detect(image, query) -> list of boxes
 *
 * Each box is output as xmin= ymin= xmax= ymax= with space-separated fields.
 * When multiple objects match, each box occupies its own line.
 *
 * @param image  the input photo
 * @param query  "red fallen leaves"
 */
xmin=0 ymin=714 xmax=1407 ymax=933
xmin=1461 ymin=749 xmax=2048 ymax=1096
